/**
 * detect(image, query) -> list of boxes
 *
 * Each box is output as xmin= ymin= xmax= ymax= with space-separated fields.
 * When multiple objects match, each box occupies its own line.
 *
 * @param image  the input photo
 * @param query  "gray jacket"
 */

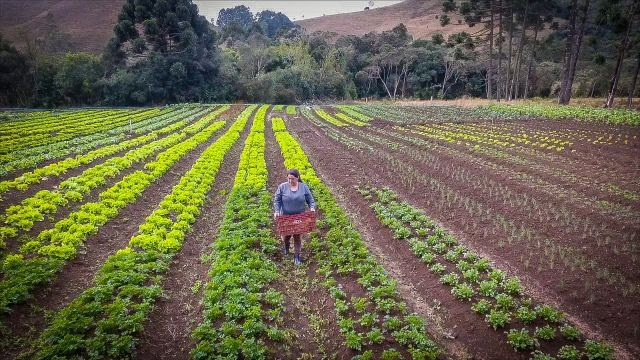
xmin=274 ymin=181 xmax=316 ymax=215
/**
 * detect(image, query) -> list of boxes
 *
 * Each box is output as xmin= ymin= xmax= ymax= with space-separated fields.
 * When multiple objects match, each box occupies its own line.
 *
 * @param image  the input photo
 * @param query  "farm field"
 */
xmin=0 ymin=103 xmax=638 ymax=359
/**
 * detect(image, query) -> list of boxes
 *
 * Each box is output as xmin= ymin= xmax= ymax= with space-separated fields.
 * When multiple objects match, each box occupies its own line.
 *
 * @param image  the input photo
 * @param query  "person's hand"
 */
xmin=310 ymin=208 xmax=315 ymax=212
xmin=273 ymin=212 xmax=279 ymax=220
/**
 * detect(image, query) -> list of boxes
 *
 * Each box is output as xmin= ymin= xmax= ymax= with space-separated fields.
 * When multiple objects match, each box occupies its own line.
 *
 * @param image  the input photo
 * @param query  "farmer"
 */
xmin=273 ymin=168 xmax=316 ymax=265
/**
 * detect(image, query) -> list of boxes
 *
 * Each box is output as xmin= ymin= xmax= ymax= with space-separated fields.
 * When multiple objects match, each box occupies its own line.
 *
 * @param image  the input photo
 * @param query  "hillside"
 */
xmin=0 ymin=0 xmax=124 ymax=53
xmin=296 ymin=0 xmax=470 ymax=40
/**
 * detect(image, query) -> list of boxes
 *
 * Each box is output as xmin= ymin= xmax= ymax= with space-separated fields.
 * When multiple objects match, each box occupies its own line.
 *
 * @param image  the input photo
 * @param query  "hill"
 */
xmin=0 ymin=0 xmax=124 ymax=53
xmin=296 ymin=0 xmax=471 ymax=40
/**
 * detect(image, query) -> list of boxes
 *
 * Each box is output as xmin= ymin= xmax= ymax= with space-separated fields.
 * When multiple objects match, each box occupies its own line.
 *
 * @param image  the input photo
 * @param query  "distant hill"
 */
xmin=296 ymin=0 xmax=471 ymax=40
xmin=0 ymin=0 xmax=124 ymax=54
xmin=0 ymin=0 xmax=477 ymax=54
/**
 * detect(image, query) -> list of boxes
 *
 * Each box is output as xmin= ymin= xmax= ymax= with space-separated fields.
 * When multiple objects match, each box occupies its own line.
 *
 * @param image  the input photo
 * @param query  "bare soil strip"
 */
xmin=0 ymin=119 xmax=235 ymax=360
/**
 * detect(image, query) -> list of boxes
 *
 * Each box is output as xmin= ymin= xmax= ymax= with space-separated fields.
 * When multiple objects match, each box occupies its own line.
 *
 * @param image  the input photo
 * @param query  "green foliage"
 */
xmin=557 ymin=345 xmax=582 ymax=360
xmin=451 ymin=282 xmax=475 ymax=300
xmin=515 ymin=306 xmax=537 ymax=324
xmin=486 ymin=104 xmax=640 ymax=126
xmin=506 ymin=328 xmax=539 ymax=351
xmin=534 ymin=325 xmax=557 ymax=341
xmin=471 ymin=299 xmax=491 ymax=314
xmin=583 ymin=340 xmax=614 ymax=360
xmin=486 ymin=309 xmax=510 ymax=330
xmin=560 ymin=324 xmax=582 ymax=341
xmin=535 ymin=305 xmax=564 ymax=323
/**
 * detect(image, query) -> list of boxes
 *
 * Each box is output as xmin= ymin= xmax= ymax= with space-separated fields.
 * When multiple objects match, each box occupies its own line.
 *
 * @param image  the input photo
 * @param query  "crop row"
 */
xmin=0 ymin=106 xmax=227 ymax=199
xmin=273 ymin=117 xmax=441 ymax=358
xmin=467 ymin=122 xmax=637 ymax=146
xmin=0 ymin=108 xmax=160 ymax=156
xmin=484 ymin=103 xmax=640 ymax=126
xmin=0 ymin=109 xmax=122 ymax=137
xmin=354 ymin=104 xmax=517 ymax=124
xmin=358 ymin=186 xmax=614 ymax=359
xmin=0 ymin=106 xmax=195 ymax=177
xmin=0 ymin=107 xmax=223 ymax=249
xmin=415 ymin=123 xmax=572 ymax=152
xmin=356 ymin=126 xmax=638 ymax=294
xmin=335 ymin=105 xmax=372 ymax=122
xmin=0 ymin=111 xmax=230 ymax=315
xmin=314 ymin=108 xmax=349 ymax=126
xmin=24 ymin=105 xmax=258 ymax=359
xmin=398 ymin=126 xmax=639 ymax=222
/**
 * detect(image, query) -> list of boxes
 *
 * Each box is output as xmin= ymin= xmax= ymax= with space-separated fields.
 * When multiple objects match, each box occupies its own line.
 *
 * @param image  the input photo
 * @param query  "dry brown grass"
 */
xmin=297 ymin=0 xmax=470 ymax=40
xmin=0 ymin=0 xmax=124 ymax=53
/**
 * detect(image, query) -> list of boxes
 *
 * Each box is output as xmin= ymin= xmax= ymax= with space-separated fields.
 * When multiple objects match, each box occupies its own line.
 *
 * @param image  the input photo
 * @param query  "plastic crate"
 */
xmin=276 ymin=211 xmax=316 ymax=236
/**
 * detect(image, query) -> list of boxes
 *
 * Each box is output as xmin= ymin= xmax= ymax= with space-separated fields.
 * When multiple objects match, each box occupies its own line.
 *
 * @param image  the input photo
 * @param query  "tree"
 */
xmin=559 ymin=0 xmax=591 ymax=104
xmin=628 ymin=50 xmax=640 ymax=108
xmin=0 ymin=35 xmax=32 ymax=106
xmin=256 ymin=10 xmax=295 ymax=38
xmin=55 ymin=52 xmax=102 ymax=104
xmin=216 ymin=5 xmax=254 ymax=28
xmin=102 ymin=0 xmax=221 ymax=104
xmin=603 ymin=0 xmax=639 ymax=107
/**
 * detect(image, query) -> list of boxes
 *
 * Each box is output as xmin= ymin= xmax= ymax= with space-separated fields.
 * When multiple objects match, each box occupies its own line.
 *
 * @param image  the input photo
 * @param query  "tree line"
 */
xmin=0 ymin=0 xmax=638 ymax=107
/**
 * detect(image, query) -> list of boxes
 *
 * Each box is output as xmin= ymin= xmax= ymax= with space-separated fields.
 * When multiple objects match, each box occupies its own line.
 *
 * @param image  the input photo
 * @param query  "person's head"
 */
xmin=287 ymin=168 xmax=301 ymax=185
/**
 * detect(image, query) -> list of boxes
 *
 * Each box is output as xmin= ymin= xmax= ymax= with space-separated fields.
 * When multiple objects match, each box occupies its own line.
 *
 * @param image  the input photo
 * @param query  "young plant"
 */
xmin=506 ymin=328 xmax=539 ymax=351
xmin=534 ymin=325 xmax=556 ymax=341
xmin=557 ymin=345 xmax=582 ymax=360
xmin=559 ymin=324 xmax=582 ymax=341
xmin=486 ymin=309 xmax=511 ymax=330
xmin=471 ymin=299 xmax=491 ymax=314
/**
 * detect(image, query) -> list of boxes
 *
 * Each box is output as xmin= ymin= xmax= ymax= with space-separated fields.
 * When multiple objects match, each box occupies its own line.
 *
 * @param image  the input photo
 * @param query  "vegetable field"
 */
xmin=0 ymin=103 xmax=637 ymax=359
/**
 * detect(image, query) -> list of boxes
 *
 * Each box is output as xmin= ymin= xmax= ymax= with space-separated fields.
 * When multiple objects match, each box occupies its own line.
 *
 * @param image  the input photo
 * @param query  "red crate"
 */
xmin=276 ymin=211 xmax=317 ymax=236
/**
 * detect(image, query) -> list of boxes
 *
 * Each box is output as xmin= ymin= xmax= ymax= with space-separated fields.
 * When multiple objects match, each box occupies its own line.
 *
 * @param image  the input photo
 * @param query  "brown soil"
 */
xmin=0 ymin=119 xmax=234 ymax=359
xmin=135 ymin=114 xmax=249 ymax=360
xmin=361 ymin=125 xmax=640 ymax=277
xmin=285 ymin=116 xmax=639 ymax=358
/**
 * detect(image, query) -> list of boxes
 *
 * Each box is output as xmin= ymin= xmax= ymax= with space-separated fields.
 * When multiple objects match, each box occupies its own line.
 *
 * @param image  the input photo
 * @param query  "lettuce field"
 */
xmin=0 ymin=103 xmax=638 ymax=359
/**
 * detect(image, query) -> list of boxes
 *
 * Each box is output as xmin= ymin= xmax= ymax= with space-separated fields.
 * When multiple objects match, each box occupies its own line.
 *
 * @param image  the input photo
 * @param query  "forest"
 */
xmin=0 ymin=0 xmax=639 ymax=107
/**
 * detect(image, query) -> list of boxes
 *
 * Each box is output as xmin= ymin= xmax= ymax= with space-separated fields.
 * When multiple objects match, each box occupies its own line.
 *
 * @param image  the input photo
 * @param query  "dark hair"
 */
xmin=288 ymin=168 xmax=302 ymax=182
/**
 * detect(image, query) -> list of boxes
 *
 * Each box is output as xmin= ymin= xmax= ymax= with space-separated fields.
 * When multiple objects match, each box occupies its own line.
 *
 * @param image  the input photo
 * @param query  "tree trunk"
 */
xmin=506 ymin=2 xmax=514 ymax=100
xmin=524 ymin=25 xmax=539 ymax=99
xmin=565 ymin=0 xmax=590 ymax=103
xmin=559 ymin=0 xmax=578 ymax=104
xmin=512 ymin=0 xmax=529 ymax=100
xmin=487 ymin=0 xmax=495 ymax=99
xmin=628 ymin=51 xmax=640 ymax=108
xmin=605 ymin=10 xmax=635 ymax=108
xmin=497 ymin=0 xmax=504 ymax=101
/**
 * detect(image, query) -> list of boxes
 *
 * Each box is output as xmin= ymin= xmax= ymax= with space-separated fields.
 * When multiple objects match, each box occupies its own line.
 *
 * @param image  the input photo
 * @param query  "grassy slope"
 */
xmin=0 ymin=0 xmax=124 ymax=53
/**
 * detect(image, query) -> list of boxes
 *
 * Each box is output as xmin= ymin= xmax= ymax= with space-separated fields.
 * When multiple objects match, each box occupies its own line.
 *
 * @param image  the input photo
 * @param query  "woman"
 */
xmin=273 ymin=168 xmax=316 ymax=265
